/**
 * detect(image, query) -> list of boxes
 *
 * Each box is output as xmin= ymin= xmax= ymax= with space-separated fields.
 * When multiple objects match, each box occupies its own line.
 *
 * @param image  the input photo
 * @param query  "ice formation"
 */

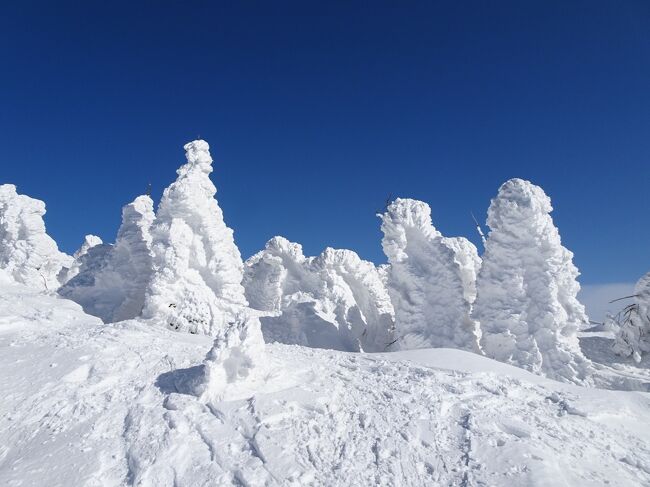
xmin=244 ymin=236 xmax=395 ymax=352
xmin=59 ymin=196 xmax=154 ymax=322
xmin=472 ymin=178 xmax=593 ymax=383
xmin=0 ymin=184 xmax=71 ymax=290
xmin=613 ymin=272 xmax=650 ymax=363
xmin=379 ymin=198 xmax=481 ymax=352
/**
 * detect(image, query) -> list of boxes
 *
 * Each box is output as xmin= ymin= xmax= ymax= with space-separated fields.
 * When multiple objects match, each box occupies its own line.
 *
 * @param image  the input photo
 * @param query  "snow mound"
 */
xmin=59 ymin=195 xmax=155 ymax=323
xmin=613 ymin=272 xmax=650 ymax=362
xmin=244 ymin=236 xmax=395 ymax=352
xmin=0 ymin=184 xmax=71 ymax=290
xmin=379 ymin=198 xmax=481 ymax=351
xmin=142 ymin=140 xmax=250 ymax=336
xmin=473 ymin=178 xmax=593 ymax=384
xmin=1 ymin=282 xmax=649 ymax=486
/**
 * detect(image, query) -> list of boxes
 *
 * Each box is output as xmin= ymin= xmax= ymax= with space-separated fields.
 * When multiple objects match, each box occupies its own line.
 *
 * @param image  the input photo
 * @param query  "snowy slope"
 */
xmin=2 ymin=282 xmax=650 ymax=486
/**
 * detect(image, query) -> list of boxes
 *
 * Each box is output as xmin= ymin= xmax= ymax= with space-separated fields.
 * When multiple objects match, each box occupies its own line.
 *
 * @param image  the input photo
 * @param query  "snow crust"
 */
xmin=59 ymin=195 xmax=155 ymax=323
xmin=379 ymin=198 xmax=481 ymax=351
xmin=0 ymin=184 xmax=71 ymax=290
xmin=142 ymin=140 xmax=249 ymax=335
xmin=244 ymin=236 xmax=395 ymax=352
xmin=473 ymin=178 xmax=593 ymax=384
xmin=613 ymin=272 xmax=650 ymax=362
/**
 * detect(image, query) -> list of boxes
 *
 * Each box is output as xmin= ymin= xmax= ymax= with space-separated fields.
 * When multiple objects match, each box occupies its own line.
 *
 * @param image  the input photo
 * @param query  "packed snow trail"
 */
xmin=1 ymin=283 xmax=650 ymax=486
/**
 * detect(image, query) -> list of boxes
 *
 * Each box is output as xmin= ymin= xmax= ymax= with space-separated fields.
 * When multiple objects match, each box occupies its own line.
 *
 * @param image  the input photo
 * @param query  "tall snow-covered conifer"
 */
xmin=473 ymin=178 xmax=593 ymax=383
xmin=0 ymin=184 xmax=71 ymax=290
xmin=380 ymin=198 xmax=481 ymax=352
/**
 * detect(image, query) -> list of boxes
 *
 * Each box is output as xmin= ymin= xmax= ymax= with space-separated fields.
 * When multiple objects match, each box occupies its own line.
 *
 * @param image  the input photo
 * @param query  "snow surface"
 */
xmin=1 ymin=280 xmax=650 ymax=486
xmin=0 ymin=184 xmax=71 ymax=290
xmin=379 ymin=198 xmax=481 ymax=352
xmin=244 ymin=237 xmax=395 ymax=352
xmin=473 ymin=179 xmax=594 ymax=384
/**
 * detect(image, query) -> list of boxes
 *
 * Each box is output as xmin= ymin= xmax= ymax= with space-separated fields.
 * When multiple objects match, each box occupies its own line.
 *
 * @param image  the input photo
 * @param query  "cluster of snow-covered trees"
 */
xmin=1 ymin=138 xmax=647 ymax=388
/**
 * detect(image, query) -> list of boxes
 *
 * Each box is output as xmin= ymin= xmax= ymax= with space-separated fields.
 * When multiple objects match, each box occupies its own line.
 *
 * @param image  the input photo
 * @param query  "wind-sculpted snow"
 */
xmin=1 ymin=281 xmax=649 ymax=486
xmin=473 ymin=178 xmax=593 ymax=384
xmin=142 ymin=140 xmax=250 ymax=336
xmin=244 ymin=236 xmax=395 ymax=352
xmin=0 ymin=184 xmax=71 ymax=290
xmin=380 ymin=198 xmax=481 ymax=352
xmin=613 ymin=272 xmax=650 ymax=362
xmin=59 ymin=195 xmax=154 ymax=323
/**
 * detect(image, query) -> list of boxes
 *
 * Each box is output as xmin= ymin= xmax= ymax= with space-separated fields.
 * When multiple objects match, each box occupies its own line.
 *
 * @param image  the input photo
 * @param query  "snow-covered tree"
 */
xmin=142 ymin=140 xmax=252 ymax=335
xmin=0 ymin=184 xmax=71 ymax=290
xmin=379 ymin=198 xmax=481 ymax=352
xmin=244 ymin=236 xmax=395 ymax=352
xmin=613 ymin=272 xmax=650 ymax=363
xmin=59 ymin=234 xmax=103 ymax=285
xmin=473 ymin=178 xmax=593 ymax=383
xmin=59 ymin=195 xmax=154 ymax=322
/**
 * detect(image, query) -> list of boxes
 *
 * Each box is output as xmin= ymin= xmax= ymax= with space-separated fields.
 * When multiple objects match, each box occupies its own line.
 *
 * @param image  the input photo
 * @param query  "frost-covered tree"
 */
xmin=473 ymin=178 xmax=593 ymax=383
xmin=0 ymin=184 xmax=71 ymax=290
xmin=244 ymin=236 xmax=395 ymax=352
xmin=59 ymin=234 xmax=103 ymax=285
xmin=59 ymin=195 xmax=154 ymax=322
xmin=142 ymin=140 xmax=251 ymax=335
xmin=613 ymin=272 xmax=650 ymax=363
xmin=379 ymin=198 xmax=481 ymax=352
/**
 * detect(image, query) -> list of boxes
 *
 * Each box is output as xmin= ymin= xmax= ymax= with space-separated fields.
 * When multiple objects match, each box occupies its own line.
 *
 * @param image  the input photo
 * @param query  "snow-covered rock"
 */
xmin=59 ymin=195 xmax=155 ymax=323
xmin=613 ymin=272 xmax=650 ymax=363
xmin=244 ymin=237 xmax=395 ymax=352
xmin=0 ymin=184 xmax=71 ymax=290
xmin=142 ymin=140 xmax=251 ymax=336
xmin=379 ymin=198 xmax=481 ymax=352
xmin=473 ymin=178 xmax=593 ymax=384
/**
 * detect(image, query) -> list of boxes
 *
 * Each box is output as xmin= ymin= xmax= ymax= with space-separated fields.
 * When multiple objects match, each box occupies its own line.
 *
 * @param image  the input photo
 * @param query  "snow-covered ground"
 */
xmin=2 ymin=281 xmax=650 ymax=486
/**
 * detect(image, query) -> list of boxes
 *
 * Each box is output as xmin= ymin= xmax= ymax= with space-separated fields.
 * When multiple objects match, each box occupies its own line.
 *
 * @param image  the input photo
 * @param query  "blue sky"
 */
xmin=1 ymin=1 xmax=649 ymax=284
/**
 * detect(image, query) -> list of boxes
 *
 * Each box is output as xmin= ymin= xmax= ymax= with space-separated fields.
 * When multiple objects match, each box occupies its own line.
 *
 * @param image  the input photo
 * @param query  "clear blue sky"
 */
xmin=1 ymin=1 xmax=649 ymax=284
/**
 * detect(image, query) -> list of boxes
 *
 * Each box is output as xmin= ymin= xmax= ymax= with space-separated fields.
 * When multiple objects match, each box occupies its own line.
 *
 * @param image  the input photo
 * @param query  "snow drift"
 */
xmin=379 ymin=198 xmax=481 ymax=352
xmin=59 ymin=195 xmax=155 ymax=323
xmin=473 ymin=178 xmax=593 ymax=384
xmin=244 ymin=236 xmax=395 ymax=352
xmin=0 ymin=184 xmax=71 ymax=290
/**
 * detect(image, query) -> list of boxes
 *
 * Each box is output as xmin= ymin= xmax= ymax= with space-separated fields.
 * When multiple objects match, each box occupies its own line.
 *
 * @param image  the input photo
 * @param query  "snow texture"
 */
xmin=473 ymin=178 xmax=593 ymax=384
xmin=244 ymin=236 xmax=395 ymax=352
xmin=142 ymin=140 xmax=250 ymax=336
xmin=1 ymin=279 xmax=649 ymax=487
xmin=613 ymin=272 xmax=650 ymax=363
xmin=0 ymin=184 xmax=71 ymax=290
xmin=380 ymin=198 xmax=481 ymax=352
xmin=58 ymin=195 xmax=155 ymax=323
